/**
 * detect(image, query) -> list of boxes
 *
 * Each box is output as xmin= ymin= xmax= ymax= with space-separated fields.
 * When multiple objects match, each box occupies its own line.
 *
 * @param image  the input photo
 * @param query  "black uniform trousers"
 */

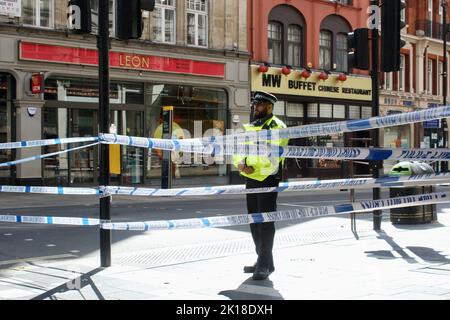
xmin=246 ymin=175 xmax=279 ymax=270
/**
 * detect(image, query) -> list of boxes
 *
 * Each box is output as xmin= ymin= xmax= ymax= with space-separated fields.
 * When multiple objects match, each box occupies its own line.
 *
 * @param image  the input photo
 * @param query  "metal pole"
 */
xmin=161 ymin=106 xmax=173 ymax=189
xmin=98 ymin=0 xmax=111 ymax=267
xmin=442 ymin=1 xmax=448 ymax=172
xmin=371 ymin=0 xmax=382 ymax=230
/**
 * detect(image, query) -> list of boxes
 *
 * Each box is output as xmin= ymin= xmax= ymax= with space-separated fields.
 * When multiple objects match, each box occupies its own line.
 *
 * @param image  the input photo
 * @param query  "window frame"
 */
xmin=384 ymin=72 xmax=393 ymax=90
xmin=427 ymin=58 xmax=433 ymax=94
xmin=398 ymin=55 xmax=405 ymax=91
xmin=268 ymin=21 xmax=283 ymax=65
xmin=91 ymin=0 xmax=116 ymax=37
xmin=438 ymin=60 xmax=443 ymax=96
xmin=336 ymin=32 xmax=348 ymax=72
xmin=22 ymin=0 xmax=54 ymax=29
xmin=319 ymin=30 xmax=333 ymax=70
xmin=186 ymin=0 xmax=208 ymax=48
xmin=152 ymin=0 xmax=176 ymax=44
xmin=287 ymin=24 xmax=302 ymax=68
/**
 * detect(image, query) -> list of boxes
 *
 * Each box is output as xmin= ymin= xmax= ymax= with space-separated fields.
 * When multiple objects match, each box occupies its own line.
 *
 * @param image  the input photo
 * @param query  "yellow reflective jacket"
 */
xmin=232 ymin=115 xmax=288 ymax=182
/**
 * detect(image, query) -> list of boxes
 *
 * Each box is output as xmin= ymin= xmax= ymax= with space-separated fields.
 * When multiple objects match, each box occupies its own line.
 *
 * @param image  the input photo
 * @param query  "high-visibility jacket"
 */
xmin=233 ymin=114 xmax=288 ymax=182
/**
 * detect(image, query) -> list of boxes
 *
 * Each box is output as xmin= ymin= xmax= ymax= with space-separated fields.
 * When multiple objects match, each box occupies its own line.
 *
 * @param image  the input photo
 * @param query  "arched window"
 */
xmin=288 ymin=25 xmax=302 ymax=67
xmin=268 ymin=22 xmax=283 ymax=65
xmin=267 ymin=5 xmax=306 ymax=67
xmin=319 ymin=15 xmax=352 ymax=71
xmin=319 ymin=30 xmax=332 ymax=70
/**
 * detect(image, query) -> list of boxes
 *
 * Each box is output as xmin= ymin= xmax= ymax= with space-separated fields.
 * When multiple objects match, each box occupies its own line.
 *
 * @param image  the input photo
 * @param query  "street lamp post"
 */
xmin=443 ymin=0 xmax=449 ymax=173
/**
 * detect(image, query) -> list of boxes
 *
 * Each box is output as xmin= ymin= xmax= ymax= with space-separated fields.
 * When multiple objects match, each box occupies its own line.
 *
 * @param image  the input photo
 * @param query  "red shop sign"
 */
xmin=19 ymin=42 xmax=225 ymax=78
xmin=31 ymin=73 xmax=43 ymax=94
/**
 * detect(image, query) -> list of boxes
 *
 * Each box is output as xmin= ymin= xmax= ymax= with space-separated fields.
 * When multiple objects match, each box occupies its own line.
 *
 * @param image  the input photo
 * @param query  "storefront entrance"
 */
xmin=0 ymin=73 xmax=15 ymax=184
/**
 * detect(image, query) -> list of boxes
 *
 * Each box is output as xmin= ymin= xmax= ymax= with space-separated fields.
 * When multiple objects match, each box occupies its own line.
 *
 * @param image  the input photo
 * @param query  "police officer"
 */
xmin=233 ymin=91 xmax=288 ymax=280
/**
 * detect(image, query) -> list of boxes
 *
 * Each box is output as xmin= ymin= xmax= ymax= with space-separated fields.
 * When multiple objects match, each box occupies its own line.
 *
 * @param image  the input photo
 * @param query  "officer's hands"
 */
xmin=238 ymin=164 xmax=255 ymax=174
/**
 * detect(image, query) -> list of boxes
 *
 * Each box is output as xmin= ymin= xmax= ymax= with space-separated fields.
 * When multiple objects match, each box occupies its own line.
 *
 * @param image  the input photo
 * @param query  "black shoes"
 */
xmin=243 ymin=263 xmax=275 ymax=274
xmin=252 ymin=266 xmax=271 ymax=280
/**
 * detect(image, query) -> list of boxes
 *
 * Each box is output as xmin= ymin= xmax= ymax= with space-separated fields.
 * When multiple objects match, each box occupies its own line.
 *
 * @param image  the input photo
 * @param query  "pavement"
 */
xmin=1 ymin=188 xmax=450 ymax=300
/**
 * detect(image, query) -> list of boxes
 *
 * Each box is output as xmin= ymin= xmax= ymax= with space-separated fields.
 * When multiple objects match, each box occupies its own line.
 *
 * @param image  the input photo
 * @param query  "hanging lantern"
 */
xmin=258 ymin=63 xmax=269 ymax=73
xmin=300 ymin=69 xmax=311 ymax=79
xmin=281 ymin=66 xmax=291 ymax=76
xmin=319 ymin=71 xmax=329 ymax=81
xmin=337 ymin=73 xmax=347 ymax=82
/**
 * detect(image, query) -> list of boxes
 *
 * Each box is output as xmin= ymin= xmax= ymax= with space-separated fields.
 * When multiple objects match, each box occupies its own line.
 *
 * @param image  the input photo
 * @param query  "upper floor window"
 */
xmin=319 ymin=15 xmax=351 ymax=72
xmin=267 ymin=5 xmax=305 ymax=67
xmin=428 ymin=0 xmax=433 ymax=33
xmin=268 ymin=22 xmax=283 ymax=65
xmin=152 ymin=0 xmax=176 ymax=43
xmin=187 ymin=0 xmax=208 ymax=47
xmin=319 ymin=30 xmax=332 ymax=70
xmin=401 ymin=0 xmax=406 ymax=24
xmin=427 ymin=58 xmax=433 ymax=94
xmin=287 ymin=25 xmax=302 ymax=67
xmin=336 ymin=33 xmax=348 ymax=72
xmin=22 ymin=0 xmax=54 ymax=28
xmin=438 ymin=60 xmax=443 ymax=96
xmin=398 ymin=55 xmax=405 ymax=91
xmin=384 ymin=72 xmax=393 ymax=90
xmin=91 ymin=0 xmax=115 ymax=37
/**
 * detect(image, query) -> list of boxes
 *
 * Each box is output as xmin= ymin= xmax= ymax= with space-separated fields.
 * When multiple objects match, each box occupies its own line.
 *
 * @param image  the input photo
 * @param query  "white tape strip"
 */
xmin=100 ymin=191 xmax=450 ymax=231
xmin=0 ymin=142 xmax=99 ymax=168
xmin=100 ymin=105 xmax=450 ymax=146
xmin=0 ymin=192 xmax=447 ymax=230
xmin=0 ymin=185 xmax=98 ymax=195
xmin=103 ymin=172 xmax=450 ymax=197
xmin=0 ymin=137 xmax=98 ymax=150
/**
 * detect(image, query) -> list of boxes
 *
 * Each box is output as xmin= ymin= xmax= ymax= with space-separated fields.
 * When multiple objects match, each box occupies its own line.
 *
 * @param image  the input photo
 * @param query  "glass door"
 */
xmin=110 ymin=110 xmax=144 ymax=185
xmin=69 ymin=109 xmax=98 ymax=184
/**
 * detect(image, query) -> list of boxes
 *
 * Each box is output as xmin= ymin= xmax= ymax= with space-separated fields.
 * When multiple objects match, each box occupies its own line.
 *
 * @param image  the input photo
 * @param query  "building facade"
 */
xmin=0 ymin=0 xmax=250 ymax=186
xmin=248 ymin=0 xmax=373 ymax=179
xmin=380 ymin=0 xmax=450 ymax=173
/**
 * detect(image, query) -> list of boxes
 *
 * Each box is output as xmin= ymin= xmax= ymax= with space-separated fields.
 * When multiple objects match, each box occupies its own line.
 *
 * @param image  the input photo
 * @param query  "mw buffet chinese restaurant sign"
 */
xmin=19 ymin=41 xmax=225 ymax=78
xmin=251 ymin=65 xmax=372 ymax=101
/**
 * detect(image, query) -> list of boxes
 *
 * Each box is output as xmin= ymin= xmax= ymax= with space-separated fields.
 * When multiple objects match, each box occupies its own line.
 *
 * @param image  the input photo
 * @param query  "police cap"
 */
xmin=251 ymin=91 xmax=277 ymax=105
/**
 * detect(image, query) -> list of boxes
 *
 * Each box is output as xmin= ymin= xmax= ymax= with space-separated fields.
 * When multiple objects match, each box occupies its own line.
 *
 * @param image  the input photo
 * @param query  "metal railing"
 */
xmin=415 ymin=20 xmax=450 ymax=41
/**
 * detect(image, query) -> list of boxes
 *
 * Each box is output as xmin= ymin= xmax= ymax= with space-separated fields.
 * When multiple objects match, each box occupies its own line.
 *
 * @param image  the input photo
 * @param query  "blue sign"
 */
xmin=423 ymin=119 xmax=441 ymax=129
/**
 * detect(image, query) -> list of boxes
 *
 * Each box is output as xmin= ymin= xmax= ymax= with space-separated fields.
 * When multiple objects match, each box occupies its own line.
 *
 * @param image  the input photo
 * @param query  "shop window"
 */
xmin=0 ymin=73 xmax=14 ymax=181
xmin=268 ymin=22 xmax=283 ymax=65
xmin=151 ymin=0 xmax=176 ymax=43
xmin=286 ymin=102 xmax=303 ymax=118
xmin=22 ymin=0 xmax=54 ymax=28
xmin=287 ymin=25 xmax=302 ymax=67
xmin=319 ymin=30 xmax=332 ymax=70
xmin=319 ymin=103 xmax=332 ymax=118
xmin=307 ymin=133 xmax=344 ymax=169
xmin=273 ymin=100 xmax=285 ymax=116
xmin=187 ymin=0 xmax=208 ymax=47
xmin=267 ymin=5 xmax=305 ymax=67
xmin=90 ymin=0 xmax=115 ymax=37
xmin=307 ymin=103 xmax=318 ymax=118
xmin=333 ymin=104 xmax=346 ymax=119
xmin=361 ymin=106 xmax=372 ymax=118
xmin=349 ymin=105 xmax=361 ymax=119
xmin=146 ymin=84 xmax=227 ymax=180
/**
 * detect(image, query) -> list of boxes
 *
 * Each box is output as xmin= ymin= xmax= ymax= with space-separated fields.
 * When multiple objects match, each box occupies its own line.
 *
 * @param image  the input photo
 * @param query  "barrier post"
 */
xmin=371 ymin=0 xmax=382 ymax=231
xmin=161 ymin=106 xmax=173 ymax=189
xmin=98 ymin=0 xmax=111 ymax=267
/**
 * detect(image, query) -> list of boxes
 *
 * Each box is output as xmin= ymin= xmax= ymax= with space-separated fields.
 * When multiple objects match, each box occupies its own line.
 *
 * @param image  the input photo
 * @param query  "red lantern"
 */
xmin=337 ymin=73 xmax=347 ymax=82
xmin=319 ymin=71 xmax=329 ymax=81
xmin=281 ymin=66 xmax=291 ymax=76
xmin=258 ymin=63 xmax=269 ymax=73
xmin=300 ymin=69 xmax=311 ymax=79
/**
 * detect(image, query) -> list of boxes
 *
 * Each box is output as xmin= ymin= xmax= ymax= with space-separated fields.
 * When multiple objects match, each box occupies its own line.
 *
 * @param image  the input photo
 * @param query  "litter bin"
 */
xmin=389 ymin=161 xmax=437 ymax=225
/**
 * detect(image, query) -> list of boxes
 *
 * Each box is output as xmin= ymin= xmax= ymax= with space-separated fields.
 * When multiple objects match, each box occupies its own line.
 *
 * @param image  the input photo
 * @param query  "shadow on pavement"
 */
xmin=31 ymin=267 xmax=105 ymax=300
xmin=219 ymin=277 xmax=284 ymax=300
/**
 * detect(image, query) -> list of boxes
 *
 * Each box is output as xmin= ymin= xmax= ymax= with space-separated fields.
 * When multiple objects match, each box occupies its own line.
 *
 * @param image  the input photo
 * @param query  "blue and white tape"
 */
xmin=100 ymin=105 xmax=450 ymax=147
xmin=2 ymin=172 xmax=450 ymax=197
xmin=101 ymin=191 xmax=450 ymax=231
xmin=1 ymin=192 xmax=448 ymax=230
xmin=0 ymin=214 xmax=101 ymax=226
xmin=0 ymin=137 xmax=98 ymax=150
xmin=0 ymin=185 xmax=98 ymax=195
xmin=0 ymin=142 xmax=99 ymax=168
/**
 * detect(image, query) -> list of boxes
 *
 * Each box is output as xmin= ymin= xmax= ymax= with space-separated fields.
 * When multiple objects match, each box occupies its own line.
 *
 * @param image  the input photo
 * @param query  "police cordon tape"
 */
xmin=0 ymin=142 xmax=100 ymax=168
xmin=100 ymin=105 xmax=450 ymax=147
xmin=100 ymin=135 xmax=450 ymax=161
xmin=0 ymin=191 xmax=448 ymax=230
xmin=0 ymin=137 xmax=98 ymax=150
xmin=2 ymin=173 xmax=450 ymax=197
